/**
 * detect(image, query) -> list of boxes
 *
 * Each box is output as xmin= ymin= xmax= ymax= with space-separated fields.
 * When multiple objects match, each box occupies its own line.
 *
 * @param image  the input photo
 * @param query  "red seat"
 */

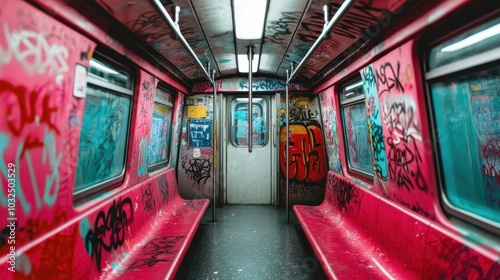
xmin=293 ymin=171 xmax=426 ymax=279
xmin=99 ymin=169 xmax=210 ymax=279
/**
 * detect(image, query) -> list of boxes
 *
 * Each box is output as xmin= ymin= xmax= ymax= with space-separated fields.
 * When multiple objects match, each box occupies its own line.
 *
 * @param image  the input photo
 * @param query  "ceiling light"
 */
xmin=233 ymin=0 xmax=268 ymax=40
xmin=441 ymin=23 xmax=500 ymax=52
xmin=89 ymin=60 xmax=119 ymax=75
xmin=238 ymin=54 xmax=258 ymax=73
xmin=345 ymin=80 xmax=363 ymax=91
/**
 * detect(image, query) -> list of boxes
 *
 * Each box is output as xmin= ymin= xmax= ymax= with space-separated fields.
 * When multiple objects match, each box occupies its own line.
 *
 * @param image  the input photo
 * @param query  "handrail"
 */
xmin=286 ymin=0 xmax=354 ymax=83
xmin=285 ymin=69 xmax=290 ymax=223
xmin=211 ymin=69 xmax=217 ymax=222
xmin=248 ymin=46 xmax=253 ymax=153
xmin=152 ymin=1 xmax=214 ymax=84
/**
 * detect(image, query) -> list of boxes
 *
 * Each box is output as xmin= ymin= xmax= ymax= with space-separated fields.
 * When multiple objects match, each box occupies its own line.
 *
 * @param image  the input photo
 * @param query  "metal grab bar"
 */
xmin=211 ymin=69 xmax=217 ymax=222
xmin=152 ymin=1 xmax=214 ymax=84
xmin=285 ymin=69 xmax=290 ymax=223
xmin=248 ymin=46 xmax=253 ymax=153
xmin=286 ymin=0 xmax=354 ymax=84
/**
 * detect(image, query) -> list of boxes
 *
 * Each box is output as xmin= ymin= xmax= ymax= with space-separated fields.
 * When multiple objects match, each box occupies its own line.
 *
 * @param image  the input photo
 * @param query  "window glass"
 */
xmin=342 ymin=103 xmax=372 ymax=174
xmin=429 ymin=18 xmax=500 ymax=70
xmin=340 ymin=80 xmax=364 ymax=103
xmin=430 ymin=66 xmax=500 ymax=224
xmin=74 ymin=55 xmax=132 ymax=194
xmin=75 ymin=86 xmax=131 ymax=191
xmin=231 ymin=98 xmax=268 ymax=147
xmin=148 ymin=87 xmax=174 ymax=171
xmin=341 ymin=79 xmax=373 ymax=176
xmin=89 ymin=59 xmax=132 ymax=89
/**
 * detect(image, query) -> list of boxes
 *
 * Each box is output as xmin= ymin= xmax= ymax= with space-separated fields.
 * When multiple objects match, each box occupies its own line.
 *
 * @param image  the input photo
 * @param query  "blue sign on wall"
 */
xmin=189 ymin=119 xmax=212 ymax=148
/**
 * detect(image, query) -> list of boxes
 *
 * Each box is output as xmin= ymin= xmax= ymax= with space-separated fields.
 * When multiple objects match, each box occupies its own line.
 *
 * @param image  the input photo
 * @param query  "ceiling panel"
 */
xmin=190 ymin=0 xmax=237 ymax=76
xmin=279 ymin=0 xmax=410 ymax=80
xmin=260 ymin=0 xmax=310 ymax=75
xmin=92 ymin=0 xmax=415 ymax=85
xmin=96 ymin=0 xmax=217 ymax=80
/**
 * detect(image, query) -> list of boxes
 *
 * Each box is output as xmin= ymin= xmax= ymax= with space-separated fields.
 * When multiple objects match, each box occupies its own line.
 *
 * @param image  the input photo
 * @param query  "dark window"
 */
xmin=340 ymin=79 xmax=373 ymax=177
xmin=148 ymin=87 xmax=174 ymax=173
xmin=74 ymin=54 xmax=132 ymax=196
xmin=427 ymin=17 xmax=500 ymax=231
xmin=230 ymin=97 xmax=268 ymax=147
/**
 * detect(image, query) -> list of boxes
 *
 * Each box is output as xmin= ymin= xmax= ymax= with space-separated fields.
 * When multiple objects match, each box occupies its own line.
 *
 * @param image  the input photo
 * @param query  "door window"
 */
xmin=230 ymin=98 xmax=268 ymax=147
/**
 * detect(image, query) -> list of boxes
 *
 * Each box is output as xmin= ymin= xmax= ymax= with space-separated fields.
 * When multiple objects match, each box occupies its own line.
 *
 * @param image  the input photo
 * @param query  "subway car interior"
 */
xmin=1 ymin=0 xmax=500 ymax=279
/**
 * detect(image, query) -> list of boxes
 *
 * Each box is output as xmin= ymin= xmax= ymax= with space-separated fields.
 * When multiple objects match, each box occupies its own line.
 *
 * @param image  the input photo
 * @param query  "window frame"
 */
xmin=73 ymin=52 xmax=134 ymax=202
xmin=425 ymin=14 xmax=500 ymax=235
xmin=339 ymin=77 xmax=374 ymax=180
xmin=148 ymin=85 xmax=175 ymax=175
xmin=229 ymin=96 xmax=269 ymax=148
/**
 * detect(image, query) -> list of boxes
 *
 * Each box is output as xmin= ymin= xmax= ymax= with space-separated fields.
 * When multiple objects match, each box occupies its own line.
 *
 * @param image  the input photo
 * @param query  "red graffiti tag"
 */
xmin=280 ymin=124 xmax=327 ymax=183
xmin=0 ymin=80 xmax=61 ymax=157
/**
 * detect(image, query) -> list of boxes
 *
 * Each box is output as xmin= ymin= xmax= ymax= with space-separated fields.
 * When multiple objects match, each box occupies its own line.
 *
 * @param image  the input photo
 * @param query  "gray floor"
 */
xmin=175 ymin=205 xmax=327 ymax=280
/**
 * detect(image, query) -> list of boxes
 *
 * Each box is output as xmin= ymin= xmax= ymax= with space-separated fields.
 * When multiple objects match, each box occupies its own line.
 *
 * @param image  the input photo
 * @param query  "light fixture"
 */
xmin=233 ymin=0 xmax=268 ymax=40
xmin=236 ymin=98 xmax=263 ymax=102
xmin=441 ymin=23 xmax=500 ymax=52
xmin=89 ymin=60 xmax=119 ymax=75
xmin=345 ymin=80 xmax=363 ymax=92
xmin=238 ymin=54 xmax=259 ymax=73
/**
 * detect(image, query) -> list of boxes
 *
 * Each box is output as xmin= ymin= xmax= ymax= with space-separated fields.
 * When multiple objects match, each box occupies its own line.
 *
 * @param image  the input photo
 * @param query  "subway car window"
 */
xmin=74 ymin=54 xmax=133 ymax=196
xmin=340 ymin=79 xmax=373 ymax=177
xmin=148 ymin=86 xmax=174 ymax=173
xmin=230 ymin=98 xmax=268 ymax=147
xmin=428 ymin=17 xmax=500 ymax=228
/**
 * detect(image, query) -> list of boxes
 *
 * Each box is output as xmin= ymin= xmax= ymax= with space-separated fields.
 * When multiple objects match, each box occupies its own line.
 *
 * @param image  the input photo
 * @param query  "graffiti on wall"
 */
xmin=170 ymin=94 xmax=184 ymax=169
xmin=383 ymin=98 xmax=427 ymax=192
xmin=0 ymin=1 xmax=94 ymax=231
xmin=319 ymin=91 xmax=342 ymax=173
xmin=279 ymin=97 xmax=327 ymax=184
xmin=280 ymin=122 xmax=328 ymax=183
xmin=130 ymin=74 xmax=157 ymax=183
xmin=84 ymin=197 xmax=133 ymax=271
xmin=361 ymin=64 xmax=388 ymax=195
xmin=278 ymin=96 xmax=327 ymax=206
xmin=332 ymin=174 xmax=362 ymax=213
xmin=371 ymin=42 xmax=432 ymax=219
xmin=191 ymin=77 xmax=307 ymax=92
xmin=183 ymin=158 xmax=212 ymax=185
xmin=0 ymin=24 xmax=69 ymax=76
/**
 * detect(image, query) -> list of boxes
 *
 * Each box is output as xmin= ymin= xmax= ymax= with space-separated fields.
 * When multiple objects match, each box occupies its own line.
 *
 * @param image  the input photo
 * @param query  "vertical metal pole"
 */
xmin=285 ymin=69 xmax=290 ymax=223
xmin=212 ymin=69 xmax=217 ymax=222
xmin=323 ymin=4 xmax=329 ymax=29
xmin=248 ymin=46 xmax=253 ymax=153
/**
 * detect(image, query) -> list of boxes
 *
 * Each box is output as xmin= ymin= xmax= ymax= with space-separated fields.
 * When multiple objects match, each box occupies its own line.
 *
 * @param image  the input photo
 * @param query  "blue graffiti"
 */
xmin=0 ymin=133 xmax=9 ymax=206
xmin=1 ymin=129 xmax=62 ymax=214
xmin=148 ymin=107 xmax=171 ymax=166
xmin=138 ymin=137 xmax=148 ymax=176
xmin=41 ymin=128 xmax=61 ymax=205
xmin=0 ymin=136 xmax=32 ymax=214
xmin=111 ymin=246 xmax=130 ymax=272
xmin=239 ymin=79 xmax=286 ymax=91
xmin=363 ymin=65 xmax=388 ymax=181
xmin=75 ymin=87 xmax=130 ymax=188
xmin=80 ymin=217 xmax=92 ymax=247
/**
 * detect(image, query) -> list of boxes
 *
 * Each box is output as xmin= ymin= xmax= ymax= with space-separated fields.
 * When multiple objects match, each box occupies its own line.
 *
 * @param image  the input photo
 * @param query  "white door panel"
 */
xmin=225 ymin=96 xmax=272 ymax=204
